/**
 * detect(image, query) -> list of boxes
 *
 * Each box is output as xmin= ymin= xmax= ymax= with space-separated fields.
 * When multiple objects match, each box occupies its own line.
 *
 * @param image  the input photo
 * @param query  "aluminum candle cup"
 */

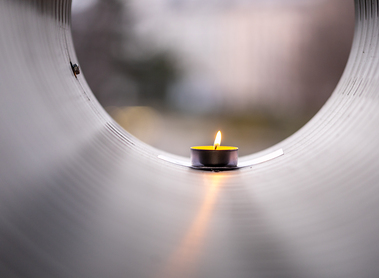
xmin=191 ymin=146 xmax=238 ymax=167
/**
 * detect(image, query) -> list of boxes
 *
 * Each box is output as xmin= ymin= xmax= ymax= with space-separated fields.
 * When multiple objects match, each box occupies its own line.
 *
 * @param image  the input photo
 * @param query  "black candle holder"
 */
xmin=190 ymin=146 xmax=238 ymax=170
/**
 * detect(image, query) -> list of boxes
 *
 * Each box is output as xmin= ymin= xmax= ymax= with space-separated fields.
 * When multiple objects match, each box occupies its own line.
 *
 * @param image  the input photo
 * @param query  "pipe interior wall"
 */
xmin=1 ymin=0 xmax=379 ymax=277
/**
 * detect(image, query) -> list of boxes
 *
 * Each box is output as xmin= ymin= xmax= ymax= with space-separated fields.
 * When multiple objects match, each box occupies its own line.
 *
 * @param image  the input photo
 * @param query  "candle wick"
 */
xmin=214 ymin=145 xmax=218 ymax=150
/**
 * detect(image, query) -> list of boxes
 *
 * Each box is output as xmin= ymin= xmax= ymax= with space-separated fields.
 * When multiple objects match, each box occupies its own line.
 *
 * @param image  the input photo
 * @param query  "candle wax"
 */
xmin=191 ymin=146 xmax=238 ymax=151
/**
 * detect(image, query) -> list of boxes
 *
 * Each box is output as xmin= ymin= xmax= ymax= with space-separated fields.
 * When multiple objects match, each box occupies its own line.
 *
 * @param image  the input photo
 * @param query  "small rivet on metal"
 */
xmin=71 ymin=63 xmax=80 ymax=77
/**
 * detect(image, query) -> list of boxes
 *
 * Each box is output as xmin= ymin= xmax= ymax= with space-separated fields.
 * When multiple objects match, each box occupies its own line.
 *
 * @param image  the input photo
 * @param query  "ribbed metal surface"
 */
xmin=1 ymin=0 xmax=379 ymax=277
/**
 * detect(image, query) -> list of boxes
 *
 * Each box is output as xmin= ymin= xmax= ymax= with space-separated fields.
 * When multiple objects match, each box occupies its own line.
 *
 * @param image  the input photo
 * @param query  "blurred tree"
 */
xmin=72 ymin=0 xmax=179 ymax=108
xmin=115 ymin=53 xmax=178 ymax=107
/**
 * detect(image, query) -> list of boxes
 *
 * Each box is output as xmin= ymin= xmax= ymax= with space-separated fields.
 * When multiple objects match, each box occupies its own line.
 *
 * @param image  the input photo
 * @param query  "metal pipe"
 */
xmin=0 ymin=1 xmax=378 ymax=277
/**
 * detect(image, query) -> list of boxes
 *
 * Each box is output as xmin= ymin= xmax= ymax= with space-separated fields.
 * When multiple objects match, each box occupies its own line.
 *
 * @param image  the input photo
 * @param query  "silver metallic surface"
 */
xmin=1 ymin=1 xmax=379 ymax=277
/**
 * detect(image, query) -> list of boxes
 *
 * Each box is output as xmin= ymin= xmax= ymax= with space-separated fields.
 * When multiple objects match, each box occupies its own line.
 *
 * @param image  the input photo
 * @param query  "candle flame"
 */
xmin=214 ymin=131 xmax=221 ymax=150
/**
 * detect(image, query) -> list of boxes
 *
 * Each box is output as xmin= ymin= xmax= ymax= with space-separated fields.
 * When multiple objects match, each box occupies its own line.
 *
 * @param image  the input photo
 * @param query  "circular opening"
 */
xmin=71 ymin=0 xmax=354 ymax=158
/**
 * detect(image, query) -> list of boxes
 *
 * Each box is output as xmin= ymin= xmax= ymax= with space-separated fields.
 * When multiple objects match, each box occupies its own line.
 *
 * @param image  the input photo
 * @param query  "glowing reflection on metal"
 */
xmin=157 ymin=175 xmax=223 ymax=278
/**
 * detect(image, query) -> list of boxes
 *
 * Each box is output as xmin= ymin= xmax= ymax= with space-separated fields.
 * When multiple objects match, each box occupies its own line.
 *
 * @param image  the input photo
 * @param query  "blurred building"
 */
xmin=128 ymin=0 xmax=354 ymax=115
xmin=71 ymin=0 xmax=354 ymax=156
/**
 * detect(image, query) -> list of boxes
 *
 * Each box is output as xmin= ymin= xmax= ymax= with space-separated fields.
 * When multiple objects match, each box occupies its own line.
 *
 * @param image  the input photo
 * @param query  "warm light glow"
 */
xmin=214 ymin=131 xmax=221 ymax=150
xmin=157 ymin=175 xmax=224 ymax=278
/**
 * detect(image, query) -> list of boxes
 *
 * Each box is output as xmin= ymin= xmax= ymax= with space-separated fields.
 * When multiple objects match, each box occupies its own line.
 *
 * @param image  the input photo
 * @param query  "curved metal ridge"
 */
xmin=1 ymin=0 xmax=379 ymax=277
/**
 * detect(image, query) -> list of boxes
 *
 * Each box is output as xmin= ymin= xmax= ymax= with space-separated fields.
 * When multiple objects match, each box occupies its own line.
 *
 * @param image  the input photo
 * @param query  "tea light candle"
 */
xmin=191 ymin=131 xmax=238 ymax=168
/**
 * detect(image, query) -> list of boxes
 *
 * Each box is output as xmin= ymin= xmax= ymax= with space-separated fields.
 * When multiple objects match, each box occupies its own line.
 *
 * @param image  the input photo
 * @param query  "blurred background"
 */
xmin=71 ymin=0 xmax=354 ymax=157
